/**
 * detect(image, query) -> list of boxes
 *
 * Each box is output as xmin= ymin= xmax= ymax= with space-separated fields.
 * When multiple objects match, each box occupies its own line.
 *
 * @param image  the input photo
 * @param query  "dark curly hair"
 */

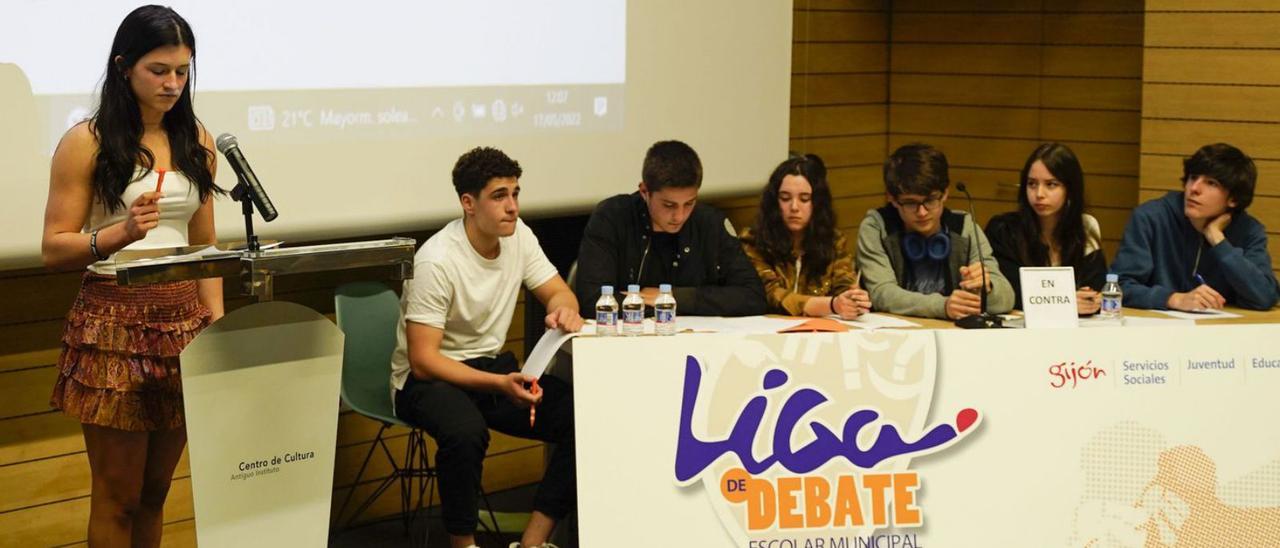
xmin=1182 ymin=143 xmax=1256 ymax=212
xmin=452 ymin=146 xmax=522 ymax=196
xmin=642 ymin=140 xmax=702 ymax=192
xmin=92 ymin=5 xmax=221 ymax=212
xmin=750 ymin=154 xmax=837 ymax=285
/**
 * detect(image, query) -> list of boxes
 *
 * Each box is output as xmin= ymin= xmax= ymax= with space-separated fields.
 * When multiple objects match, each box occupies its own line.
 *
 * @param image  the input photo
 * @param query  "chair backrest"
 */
xmin=334 ymin=281 xmax=402 ymax=423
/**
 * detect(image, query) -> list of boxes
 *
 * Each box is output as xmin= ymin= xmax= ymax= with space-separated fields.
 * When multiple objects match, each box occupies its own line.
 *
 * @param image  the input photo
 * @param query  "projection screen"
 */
xmin=0 ymin=0 xmax=791 ymax=268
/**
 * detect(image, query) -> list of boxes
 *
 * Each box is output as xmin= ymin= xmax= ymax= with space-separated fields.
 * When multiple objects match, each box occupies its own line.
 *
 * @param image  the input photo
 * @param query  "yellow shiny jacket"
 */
xmin=739 ymin=227 xmax=858 ymax=316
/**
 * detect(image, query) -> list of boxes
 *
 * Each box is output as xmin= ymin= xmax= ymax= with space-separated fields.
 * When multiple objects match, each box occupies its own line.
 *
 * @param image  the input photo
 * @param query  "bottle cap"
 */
xmin=1106 ymin=273 xmax=1118 ymax=282
xmin=601 ymin=285 xmax=614 ymax=295
xmin=659 ymin=283 xmax=672 ymax=292
xmin=627 ymin=284 xmax=641 ymax=293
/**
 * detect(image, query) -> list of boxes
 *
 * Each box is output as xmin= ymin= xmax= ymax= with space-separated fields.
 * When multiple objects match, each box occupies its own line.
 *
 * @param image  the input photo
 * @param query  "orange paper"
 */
xmin=778 ymin=318 xmax=849 ymax=333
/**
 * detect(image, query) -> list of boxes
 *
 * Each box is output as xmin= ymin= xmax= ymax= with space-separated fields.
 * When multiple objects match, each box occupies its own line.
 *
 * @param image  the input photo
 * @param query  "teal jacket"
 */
xmin=1112 ymin=191 xmax=1279 ymax=310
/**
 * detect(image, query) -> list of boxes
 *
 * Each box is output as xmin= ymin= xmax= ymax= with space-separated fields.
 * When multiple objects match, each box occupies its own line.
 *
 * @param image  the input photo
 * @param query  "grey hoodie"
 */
xmin=856 ymin=206 xmax=1014 ymax=319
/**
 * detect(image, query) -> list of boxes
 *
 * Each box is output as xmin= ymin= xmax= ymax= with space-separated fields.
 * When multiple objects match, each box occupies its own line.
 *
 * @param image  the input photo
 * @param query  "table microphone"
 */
xmin=954 ymin=182 xmax=1002 ymax=329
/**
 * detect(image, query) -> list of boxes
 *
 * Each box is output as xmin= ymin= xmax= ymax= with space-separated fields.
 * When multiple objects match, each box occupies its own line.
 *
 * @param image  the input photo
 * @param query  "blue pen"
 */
xmin=1194 ymin=273 xmax=1206 ymax=286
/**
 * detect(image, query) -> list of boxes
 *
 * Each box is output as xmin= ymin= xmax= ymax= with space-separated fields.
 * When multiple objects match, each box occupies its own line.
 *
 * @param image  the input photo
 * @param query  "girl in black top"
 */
xmin=985 ymin=143 xmax=1107 ymax=314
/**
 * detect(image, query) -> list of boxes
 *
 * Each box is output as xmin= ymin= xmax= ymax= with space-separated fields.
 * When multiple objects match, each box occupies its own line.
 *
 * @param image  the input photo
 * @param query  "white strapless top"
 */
xmin=86 ymin=168 xmax=201 ymax=275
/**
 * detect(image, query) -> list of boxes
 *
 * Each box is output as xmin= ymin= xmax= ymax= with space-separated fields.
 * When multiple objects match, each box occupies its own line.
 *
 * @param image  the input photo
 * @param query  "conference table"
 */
xmin=566 ymin=307 xmax=1280 ymax=547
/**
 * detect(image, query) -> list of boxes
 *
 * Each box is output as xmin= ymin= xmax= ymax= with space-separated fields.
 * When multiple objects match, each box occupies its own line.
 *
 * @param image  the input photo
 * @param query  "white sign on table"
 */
xmin=1020 ymin=266 xmax=1078 ymax=328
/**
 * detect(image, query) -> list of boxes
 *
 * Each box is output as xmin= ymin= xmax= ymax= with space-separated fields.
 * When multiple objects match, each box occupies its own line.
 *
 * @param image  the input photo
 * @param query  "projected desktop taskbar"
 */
xmin=213 ymin=85 xmax=624 ymax=141
xmin=41 ymin=84 xmax=624 ymax=146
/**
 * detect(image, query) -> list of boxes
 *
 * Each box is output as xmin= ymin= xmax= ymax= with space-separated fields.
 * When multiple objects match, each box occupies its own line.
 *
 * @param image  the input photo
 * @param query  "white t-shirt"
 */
xmin=390 ymin=217 xmax=558 ymax=394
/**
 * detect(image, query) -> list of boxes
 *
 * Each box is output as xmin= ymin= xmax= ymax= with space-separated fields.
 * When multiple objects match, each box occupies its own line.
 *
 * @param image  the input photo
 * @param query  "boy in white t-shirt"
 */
xmin=390 ymin=147 xmax=583 ymax=548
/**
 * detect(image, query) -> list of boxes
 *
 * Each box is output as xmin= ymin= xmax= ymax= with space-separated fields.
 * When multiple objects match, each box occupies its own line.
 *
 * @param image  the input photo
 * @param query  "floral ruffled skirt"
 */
xmin=50 ymin=273 xmax=210 ymax=432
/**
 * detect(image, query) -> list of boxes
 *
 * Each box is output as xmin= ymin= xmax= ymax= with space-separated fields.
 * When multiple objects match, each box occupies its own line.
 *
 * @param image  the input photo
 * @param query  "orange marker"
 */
xmin=155 ymin=169 xmax=167 ymax=193
xmin=529 ymin=378 xmax=541 ymax=428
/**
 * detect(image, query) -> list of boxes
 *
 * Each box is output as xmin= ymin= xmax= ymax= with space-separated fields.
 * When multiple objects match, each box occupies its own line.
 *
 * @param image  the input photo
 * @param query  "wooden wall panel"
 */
xmin=1041 ymin=78 xmax=1142 ymax=111
xmin=790 ymin=104 xmax=887 ymax=138
xmin=1042 ymin=46 xmax=1144 ymax=78
xmin=1140 ymin=2 xmax=1280 ymax=278
xmin=0 ymin=478 xmax=194 ymax=547
xmin=890 ymin=105 xmax=1041 ymax=139
xmin=808 ymin=0 xmax=888 ymax=10
xmin=887 ymin=4 xmax=1144 ymax=253
xmin=1146 ymin=13 xmax=1280 ymax=48
xmin=1044 ymin=14 xmax=1143 ymax=46
xmin=789 ymin=135 xmax=885 ymax=173
xmin=790 ymin=73 xmax=887 ymax=106
xmin=891 ymin=74 xmax=1040 ymax=108
xmin=892 ymin=44 xmax=1040 ymax=76
xmin=1142 ymin=120 xmax=1280 ymax=160
xmin=1143 ymin=84 xmax=1280 ymax=124
xmin=792 ymin=42 xmax=888 ymax=74
xmin=1147 ymin=0 xmax=1278 ymax=8
xmin=794 ymin=10 xmax=888 ymax=42
xmin=1145 ymin=49 xmax=1280 ymax=86
xmin=1040 ymin=109 xmax=1141 ymax=144
xmin=787 ymin=0 xmax=890 ymax=239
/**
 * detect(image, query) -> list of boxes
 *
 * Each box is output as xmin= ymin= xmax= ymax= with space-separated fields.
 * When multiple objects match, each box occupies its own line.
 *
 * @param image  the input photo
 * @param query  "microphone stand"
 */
xmin=954 ymin=182 xmax=1002 ymax=329
xmin=231 ymin=175 xmax=261 ymax=252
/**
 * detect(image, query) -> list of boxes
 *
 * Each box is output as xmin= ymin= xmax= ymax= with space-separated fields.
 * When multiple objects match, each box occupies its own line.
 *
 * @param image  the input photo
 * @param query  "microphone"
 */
xmin=953 ymin=182 xmax=1002 ymax=329
xmin=216 ymin=133 xmax=278 ymax=222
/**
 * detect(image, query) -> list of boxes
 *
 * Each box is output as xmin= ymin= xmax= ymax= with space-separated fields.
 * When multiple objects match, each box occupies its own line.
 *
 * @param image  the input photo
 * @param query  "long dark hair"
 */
xmin=91 ymin=5 xmax=219 ymax=212
xmin=750 ymin=154 xmax=837 ymax=285
xmin=1015 ymin=143 xmax=1088 ymax=267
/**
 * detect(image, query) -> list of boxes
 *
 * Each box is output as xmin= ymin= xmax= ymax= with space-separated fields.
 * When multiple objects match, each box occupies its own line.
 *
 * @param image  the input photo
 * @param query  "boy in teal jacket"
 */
xmin=1112 ymin=143 xmax=1279 ymax=311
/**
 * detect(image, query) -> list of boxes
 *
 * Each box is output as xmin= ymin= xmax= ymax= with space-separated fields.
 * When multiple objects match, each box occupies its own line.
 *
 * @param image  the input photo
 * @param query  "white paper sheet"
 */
xmin=1153 ymin=308 xmax=1243 ymax=320
xmin=834 ymin=312 xmax=921 ymax=330
xmin=1078 ymin=315 xmax=1195 ymax=328
xmin=520 ymin=328 xmax=581 ymax=378
xmin=695 ymin=315 xmax=808 ymax=334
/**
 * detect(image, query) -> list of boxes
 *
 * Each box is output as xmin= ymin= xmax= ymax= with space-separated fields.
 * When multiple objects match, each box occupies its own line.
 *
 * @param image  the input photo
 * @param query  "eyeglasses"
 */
xmin=895 ymin=197 xmax=943 ymax=212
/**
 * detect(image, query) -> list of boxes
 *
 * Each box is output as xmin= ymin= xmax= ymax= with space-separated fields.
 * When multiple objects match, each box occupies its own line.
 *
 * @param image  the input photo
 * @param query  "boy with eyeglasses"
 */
xmin=855 ymin=143 xmax=1014 ymax=319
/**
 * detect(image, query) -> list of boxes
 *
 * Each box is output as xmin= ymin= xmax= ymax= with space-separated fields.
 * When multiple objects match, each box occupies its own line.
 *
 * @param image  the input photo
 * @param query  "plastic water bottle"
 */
xmin=1100 ymin=273 xmax=1123 ymax=320
xmin=622 ymin=284 xmax=645 ymax=337
xmin=655 ymin=284 xmax=677 ymax=336
xmin=595 ymin=285 xmax=619 ymax=336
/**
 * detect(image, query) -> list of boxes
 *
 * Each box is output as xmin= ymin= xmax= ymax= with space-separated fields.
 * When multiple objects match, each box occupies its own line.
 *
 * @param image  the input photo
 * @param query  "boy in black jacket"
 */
xmin=574 ymin=140 xmax=766 ymax=318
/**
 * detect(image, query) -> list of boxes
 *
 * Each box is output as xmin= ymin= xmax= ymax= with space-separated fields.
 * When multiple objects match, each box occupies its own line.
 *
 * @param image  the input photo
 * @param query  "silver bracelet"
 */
xmin=89 ymin=229 xmax=108 ymax=261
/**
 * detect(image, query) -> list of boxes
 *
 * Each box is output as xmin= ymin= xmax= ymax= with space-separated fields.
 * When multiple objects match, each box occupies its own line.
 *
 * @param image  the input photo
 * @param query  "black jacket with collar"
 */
xmin=573 ymin=192 xmax=766 ymax=318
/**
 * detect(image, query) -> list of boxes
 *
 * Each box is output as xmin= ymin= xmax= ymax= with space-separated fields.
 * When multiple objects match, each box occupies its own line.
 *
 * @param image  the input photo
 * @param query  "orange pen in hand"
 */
xmin=529 ymin=378 xmax=541 ymax=428
xmin=155 ymin=169 xmax=167 ymax=193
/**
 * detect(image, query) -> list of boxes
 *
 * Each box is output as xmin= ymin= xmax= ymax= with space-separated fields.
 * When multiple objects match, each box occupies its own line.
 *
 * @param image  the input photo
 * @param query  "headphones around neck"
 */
xmin=903 ymin=232 xmax=951 ymax=262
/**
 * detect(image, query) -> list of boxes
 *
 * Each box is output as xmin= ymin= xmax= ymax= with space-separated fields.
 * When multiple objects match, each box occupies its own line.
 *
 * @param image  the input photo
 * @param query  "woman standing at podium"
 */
xmin=40 ymin=6 xmax=223 ymax=546
xmin=740 ymin=154 xmax=872 ymax=319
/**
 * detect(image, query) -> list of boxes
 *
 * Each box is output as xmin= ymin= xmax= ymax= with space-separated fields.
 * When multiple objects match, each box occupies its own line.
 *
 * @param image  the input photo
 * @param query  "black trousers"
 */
xmin=394 ymin=352 xmax=576 ymax=535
